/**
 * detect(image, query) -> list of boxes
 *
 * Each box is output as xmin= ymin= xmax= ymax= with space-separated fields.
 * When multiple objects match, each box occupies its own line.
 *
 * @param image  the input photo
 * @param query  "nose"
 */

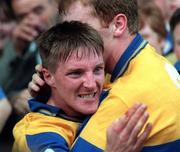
xmin=83 ymin=73 xmax=97 ymax=90
xmin=27 ymin=13 xmax=46 ymax=34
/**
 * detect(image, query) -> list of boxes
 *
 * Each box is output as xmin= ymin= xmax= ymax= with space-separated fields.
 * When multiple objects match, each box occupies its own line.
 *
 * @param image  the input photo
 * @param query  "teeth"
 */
xmin=79 ymin=93 xmax=96 ymax=99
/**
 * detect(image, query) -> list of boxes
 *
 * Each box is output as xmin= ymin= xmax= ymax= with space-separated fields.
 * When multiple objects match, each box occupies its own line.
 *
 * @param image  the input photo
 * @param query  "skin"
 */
xmin=8 ymin=0 xmax=58 ymax=114
xmin=139 ymin=22 xmax=164 ymax=54
xmin=153 ymin=0 xmax=180 ymax=21
xmin=166 ymin=0 xmax=180 ymax=20
xmin=173 ymin=23 xmax=180 ymax=60
xmin=105 ymin=103 xmax=151 ymax=152
xmin=11 ymin=0 xmax=57 ymax=52
xmin=0 ymin=98 xmax=12 ymax=133
xmin=153 ymin=0 xmax=169 ymax=21
xmin=28 ymin=1 xmax=153 ymax=151
xmin=43 ymin=48 xmax=105 ymax=117
xmin=61 ymin=1 xmax=134 ymax=74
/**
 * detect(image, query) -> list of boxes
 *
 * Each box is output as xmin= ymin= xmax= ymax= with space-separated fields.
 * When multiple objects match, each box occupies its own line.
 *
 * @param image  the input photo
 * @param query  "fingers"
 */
xmin=35 ymin=64 xmax=43 ymax=74
xmin=119 ymin=104 xmax=148 ymax=141
xmin=133 ymin=123 xmax=152 ymax=152
xmin=113 ymin=103 xmax=142 ymax=133
xmin=128 ymin=110 xmax=149 ymax=144
xmin=105 ymin=104 xmax=152 ymax=152
xmin=32 ymin=73 xmax=45 ymax=87
xmin=28 ymin=81 xmax=40 ymax=93
xmin=12 ymin=17 xmax=39 ymax=42
xmin=28 ymin=65 xmax=45 ymax=98
xmin=28 ymin=75 xmax=42 ymax=98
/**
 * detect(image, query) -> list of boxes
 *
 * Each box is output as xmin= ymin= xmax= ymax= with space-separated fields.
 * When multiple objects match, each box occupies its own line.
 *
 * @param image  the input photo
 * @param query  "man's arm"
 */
xmin=28 ymin=66 xmax=152 ymax=152
xmin=105 ymin=103 xmax=152 ymax=152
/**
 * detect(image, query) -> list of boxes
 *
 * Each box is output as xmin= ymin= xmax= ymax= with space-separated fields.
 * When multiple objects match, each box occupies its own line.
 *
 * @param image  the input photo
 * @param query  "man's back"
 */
xmin=71 ymin=34 xmax=180 ymax=152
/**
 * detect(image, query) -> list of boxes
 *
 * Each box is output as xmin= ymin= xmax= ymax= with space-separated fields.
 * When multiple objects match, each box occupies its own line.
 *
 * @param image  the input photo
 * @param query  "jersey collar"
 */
xmin=110 ymin=33 xmax=147 ymax=82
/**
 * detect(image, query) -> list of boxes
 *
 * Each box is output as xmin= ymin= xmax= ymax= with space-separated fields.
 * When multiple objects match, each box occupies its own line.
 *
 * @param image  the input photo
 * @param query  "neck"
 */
xmin=47 ymin=89 xmax=83 ymax=118
xmin=105 ymin=33 xmax=136 ymax=74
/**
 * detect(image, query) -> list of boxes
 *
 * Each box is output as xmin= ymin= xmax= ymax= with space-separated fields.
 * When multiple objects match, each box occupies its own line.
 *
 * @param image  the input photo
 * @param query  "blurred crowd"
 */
xmin=138 ymin=0 xmax=180 ymax=71
xmin=0 ymin=0 xmax=59 ymax=151
xmin=0 ymin=0 xmax=180 ymax=151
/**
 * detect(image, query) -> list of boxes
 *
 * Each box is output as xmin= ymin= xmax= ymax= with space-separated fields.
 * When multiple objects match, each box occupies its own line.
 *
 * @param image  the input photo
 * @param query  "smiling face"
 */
xmin=48 ymin=48 xmax=105 ymax=117
xmin=12 ymin=0 xmax=57 ymax=29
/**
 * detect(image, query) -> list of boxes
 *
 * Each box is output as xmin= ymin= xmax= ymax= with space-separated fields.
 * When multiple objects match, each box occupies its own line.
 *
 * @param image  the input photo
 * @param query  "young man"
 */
xmin=13 ymin=21 xmax=150 ymax=152
xmin=30 ymin=0 xmax=180 ymax=151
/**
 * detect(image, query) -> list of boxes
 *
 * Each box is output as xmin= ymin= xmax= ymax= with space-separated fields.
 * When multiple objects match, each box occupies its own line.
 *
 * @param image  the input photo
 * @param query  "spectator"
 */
xmin=170 ymin=8 xmax=180 ymax=73
xmin=153 ymin=0 xmax=180 ymax=57
xmin=138 ymin=0 xmax=167 ymax=54
xmin=0 ymin=0 xmax=58 ymax=151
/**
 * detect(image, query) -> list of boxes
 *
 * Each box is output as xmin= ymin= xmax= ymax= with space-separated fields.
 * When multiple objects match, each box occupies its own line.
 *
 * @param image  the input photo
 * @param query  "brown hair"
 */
xmin=37 ymin=21 xmax=104 ymax=73
xmin=138 ymin=0 xmax=166 ymax=39
xmin=58 ymin=0 xmax=138 ymax=34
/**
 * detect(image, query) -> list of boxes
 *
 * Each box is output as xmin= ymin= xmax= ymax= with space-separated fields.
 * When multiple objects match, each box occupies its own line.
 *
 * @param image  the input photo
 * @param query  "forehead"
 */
xmin=12 ymin=0 xmax=47 ymax=15
xmin=60 ymin=48 xmax=103 ymax=66
xmin=70 ymin=47 xmax=102 ymax=59
xmin=62 ymin=1 xmax=94 ymax=22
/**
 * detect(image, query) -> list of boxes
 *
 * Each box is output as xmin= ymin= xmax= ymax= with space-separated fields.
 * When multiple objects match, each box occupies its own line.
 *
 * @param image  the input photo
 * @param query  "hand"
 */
xmin=28 ymin=64 xmax=46 ymax=98
xmin=12 ymin=15 xmax=43 ymax=52
xmin=0 ymin=98 xmax=12 ymax=132
xmin=105 ymin=103 xmax=152 ymax=152
xmin=9 ymin=89 xmax=30 ymax=115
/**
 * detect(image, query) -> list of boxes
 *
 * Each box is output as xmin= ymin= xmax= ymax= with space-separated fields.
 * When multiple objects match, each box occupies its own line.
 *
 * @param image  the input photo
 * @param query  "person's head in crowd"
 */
xmin=138 ymin=0 xmax=167 ymax=54
xmin=58 ymin=0 xmax=138 ymax=74
xmin=0 ymin=0 xmax=16 ymax=56
xmin=10 ymin=0 xmax=58 ymax=53
xmin=153 ymin=0 xmax=180 ymax=22
xmin=170 ymin=8 xmax=180 ymax=60
xmin=152 ymin=0 xmax=169 ymax=22
xmin=12 ymin=0 xmax=58 ymax=28
xmin=166 ymin=0 xmax=180 ymax=20
xmin=37 ymin=21 xmax=105 ymax=117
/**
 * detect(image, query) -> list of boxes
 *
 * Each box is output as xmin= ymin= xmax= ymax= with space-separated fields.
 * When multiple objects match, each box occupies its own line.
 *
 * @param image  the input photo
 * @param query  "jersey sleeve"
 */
xmin=26 ymin=132 xmax=69 ymax=152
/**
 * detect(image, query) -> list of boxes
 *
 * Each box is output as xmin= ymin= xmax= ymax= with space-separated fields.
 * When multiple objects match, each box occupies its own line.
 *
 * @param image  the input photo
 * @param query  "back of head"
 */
xmin=37 ymin=21 xmax=104 ymax=73
xmin=58 ymin=0 xmax=138 ymax=34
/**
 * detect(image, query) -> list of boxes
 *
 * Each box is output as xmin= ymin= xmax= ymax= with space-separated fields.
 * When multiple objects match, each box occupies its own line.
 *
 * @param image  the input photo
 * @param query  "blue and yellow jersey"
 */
xmin=71 ymin=33 xmax=180 ymax=152
xmin=13 ymin=99 xmax=81 ymax=152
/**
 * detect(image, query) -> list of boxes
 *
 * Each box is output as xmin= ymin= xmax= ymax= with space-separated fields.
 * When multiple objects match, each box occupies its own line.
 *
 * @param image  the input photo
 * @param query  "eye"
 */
xmin=66 ymin=70 xmax=82 ymax=78
xmin=16 ymin=14 xmax=27 ymax=22
xmin=33 ymin=6 xmax=44 ymax=15
xmin=94 ymin=66 xmax=104 ymax=74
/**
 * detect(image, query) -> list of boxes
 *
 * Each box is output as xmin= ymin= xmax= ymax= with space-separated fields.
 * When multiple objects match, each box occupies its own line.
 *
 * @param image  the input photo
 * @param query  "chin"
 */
xmin=82 ymin=105 xmax=98 ymax=115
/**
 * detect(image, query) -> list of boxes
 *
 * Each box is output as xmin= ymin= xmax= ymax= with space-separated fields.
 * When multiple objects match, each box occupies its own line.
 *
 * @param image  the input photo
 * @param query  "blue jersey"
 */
xmin=71 ymin=33 xmax=180 ymax=152
xmin=13 ymin=99 xmax=81 ymax=152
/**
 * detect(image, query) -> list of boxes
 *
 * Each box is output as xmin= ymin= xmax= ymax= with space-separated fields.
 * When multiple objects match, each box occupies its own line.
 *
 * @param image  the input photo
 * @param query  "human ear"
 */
xmin=41 ymin=68 xmax=55 ymax=87
xmin=111 ymin=14 xmax=127 ymax=37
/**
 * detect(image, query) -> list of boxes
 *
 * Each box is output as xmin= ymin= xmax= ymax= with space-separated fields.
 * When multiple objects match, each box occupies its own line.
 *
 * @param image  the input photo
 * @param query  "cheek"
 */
xmin=174 ymin=44 xmax=180 ymax=59
xmin=97 ymin=76 xmax=105 ymax=87
xmin=39 ymin=14 xmax=49 ymax=23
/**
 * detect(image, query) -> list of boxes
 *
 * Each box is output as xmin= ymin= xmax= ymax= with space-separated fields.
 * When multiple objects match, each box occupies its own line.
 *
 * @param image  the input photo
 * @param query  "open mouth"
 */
xmin=78 ymin=92 xmax=97 ymax=99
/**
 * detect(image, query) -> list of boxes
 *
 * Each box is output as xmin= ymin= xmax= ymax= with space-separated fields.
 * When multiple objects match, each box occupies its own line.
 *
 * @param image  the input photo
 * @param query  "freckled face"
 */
xmin=51 ymin=48 xmax=105 ymax=117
